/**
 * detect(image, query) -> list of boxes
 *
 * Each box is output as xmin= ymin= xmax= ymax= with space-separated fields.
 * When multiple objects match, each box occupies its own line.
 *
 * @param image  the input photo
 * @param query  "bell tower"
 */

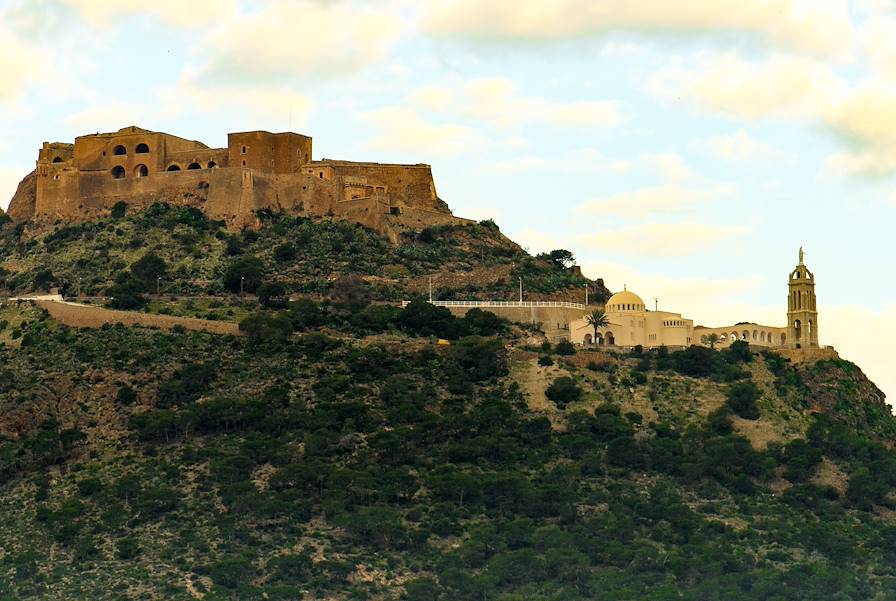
xmin=787 ymin=247 xmax=818 ymax=349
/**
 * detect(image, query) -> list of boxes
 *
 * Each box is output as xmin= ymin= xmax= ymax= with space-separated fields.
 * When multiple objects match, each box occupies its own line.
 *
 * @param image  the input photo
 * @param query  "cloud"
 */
xmin=186 ymin=1 xmax=404 ymax=87
xmin=57 ymin=0 xmax=239 ymax=27
xmin=689 ymin=130 xmax=794 ymax=163
xmin=485 ymin=148 xmax=631 ymax=175
xmin=0 ymin=24 xmax=47 ymax=106
xmin=422 ymin=0 xmax=854 ymax=57
xmin=409 ymin=76 xmax=622 ymax=129
xmin=822 ymin=87 xmax=896 ymax=176
xmin=647 ymin=53 xmax=844 ymax=120
xmin=577 ymin=222 xmax=749 ymax=258
xmin=362 ymin=107 xmax=486 ymax=156
xmin=575 ymin=184 xmax=733 ymax=218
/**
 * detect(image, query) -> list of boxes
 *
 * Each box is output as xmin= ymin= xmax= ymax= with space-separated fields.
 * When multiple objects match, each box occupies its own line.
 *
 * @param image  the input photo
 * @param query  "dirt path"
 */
xmin=33 ymin=299 xmax=240 ymax=336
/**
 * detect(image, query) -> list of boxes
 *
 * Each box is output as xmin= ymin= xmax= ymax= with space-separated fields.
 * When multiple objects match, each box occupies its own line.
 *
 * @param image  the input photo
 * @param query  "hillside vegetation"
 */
xmin=0 ymin=205 xmax=607 ymax=306
xmin=1 ymin=294 xmax=896 ymax=599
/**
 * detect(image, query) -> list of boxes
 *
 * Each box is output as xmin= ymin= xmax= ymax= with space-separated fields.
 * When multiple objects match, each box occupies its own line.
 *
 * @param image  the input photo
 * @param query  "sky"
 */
xmin=1 ymin=0 xmax=894 ymax=401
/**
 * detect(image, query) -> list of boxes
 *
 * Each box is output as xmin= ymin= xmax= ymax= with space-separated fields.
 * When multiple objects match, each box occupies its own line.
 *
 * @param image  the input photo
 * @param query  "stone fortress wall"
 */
xmin=7 ymin=126 xmax=468 ymax=238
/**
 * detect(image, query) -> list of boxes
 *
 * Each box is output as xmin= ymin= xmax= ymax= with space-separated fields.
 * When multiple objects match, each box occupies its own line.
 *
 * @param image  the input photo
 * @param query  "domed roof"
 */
xmin=606 ymin=289 xmax=646 ymax=312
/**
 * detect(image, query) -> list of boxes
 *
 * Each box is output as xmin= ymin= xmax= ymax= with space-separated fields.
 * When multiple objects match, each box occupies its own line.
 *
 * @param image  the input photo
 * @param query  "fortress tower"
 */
xmin=787 ymin=247 xmax=819 ymax=349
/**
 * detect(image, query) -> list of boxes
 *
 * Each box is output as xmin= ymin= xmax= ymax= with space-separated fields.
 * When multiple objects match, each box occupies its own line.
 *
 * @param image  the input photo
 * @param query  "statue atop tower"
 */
xmin=787 ymin=247 xmax=818 ymax=349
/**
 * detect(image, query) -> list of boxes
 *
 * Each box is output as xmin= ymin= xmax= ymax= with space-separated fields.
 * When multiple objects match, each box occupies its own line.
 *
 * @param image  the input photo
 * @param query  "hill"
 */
xmin=0 ymin=208 xmax=895 ymax=599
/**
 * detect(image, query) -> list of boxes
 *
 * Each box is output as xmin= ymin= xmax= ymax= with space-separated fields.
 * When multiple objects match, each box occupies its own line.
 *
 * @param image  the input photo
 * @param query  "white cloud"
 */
xmin=58 ymin=0 xmax=239 ymax=27
xmin=422 ymin=0 xmax=854 ymax=57
xmin=486 ymin=148 xmax=631 ymax=175
xmin=362 ymin=107 xmax=486 ymax=156
xmin=409 ymin=76 xmax=622 ymax=129
xmin=822 ymin=86 xmax=896 ymax=176
xmin=577 ymin=222 xmax=749 ymax=258
xmin=186 ymin=1 xmax=404 ymax=87
xmin=575 ymin=184 xmax=733 ymax=218
xmin=647 ymin=53 xmax=844 ymax=120
xmin=690 ymin=130 xmax=793 ymax=163
xmin=0 ymin=25 xmax=47 ymax=106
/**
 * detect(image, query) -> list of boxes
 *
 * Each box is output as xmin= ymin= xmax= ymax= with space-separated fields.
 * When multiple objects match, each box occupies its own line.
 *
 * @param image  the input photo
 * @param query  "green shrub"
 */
xmin=538 ymin=355 xmax=554 ymax=367
xmin=545 ymin=376 xmax=582 ymax=408
xmin=726 ymin=381 xmax=761 ymax=420
xmin=110 ymin=201 xmax=128 ymax=218
xmin=554 ymin=339 xmax=576 ymax=355
xmin=257 ymin=282 xmax=288 ymax=308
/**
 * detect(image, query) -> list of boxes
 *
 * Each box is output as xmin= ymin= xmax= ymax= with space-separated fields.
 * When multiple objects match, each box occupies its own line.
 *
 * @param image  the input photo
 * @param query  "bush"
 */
xmin=224 ymin=256 xmax=264 ymax=293
xmin=463 ymin=308 xmax=507 ymax=336
xmin=398 ymin=300 xmax=467 ymax=340
xmin=726 ymin=381 xmax=761 ymax=420
xmin=273 ymin=243 xmax=296 ymax=262
xmin=239 ymin=311 xmax=294 ymax=346
xmin=107 ymin=278 xmax=147 ymax=310
xmin=110 ymin=201 xmax=128 ymax=218
xmin=130 ymin=252 xmax=166 ymax=292
xmin=554 ymin=339 xmax=576 ymax=355
xmin=257 ymin=282 xmax=288 ymax=309
xmin=287 ymin=298 xmax=323 ymax=330
xmin=116 ymin=385 xmax=137 ymax=406
xmin=538 ymin=355 xmax=554 ymax=367
xmin=545 ymin=376 xmax=582 ymax=408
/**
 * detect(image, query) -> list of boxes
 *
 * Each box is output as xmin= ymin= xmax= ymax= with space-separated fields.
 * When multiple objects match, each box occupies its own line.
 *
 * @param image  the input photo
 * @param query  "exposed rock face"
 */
xmin=7 ymin=126 xmax=469 ymax=239
xmin=7 ymin=169 xmax=36 ymax=223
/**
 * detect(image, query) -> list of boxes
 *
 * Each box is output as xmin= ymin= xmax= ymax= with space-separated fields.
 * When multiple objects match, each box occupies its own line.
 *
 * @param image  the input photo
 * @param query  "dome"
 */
xmin=606 ymin=290 xmax=646 ymax=312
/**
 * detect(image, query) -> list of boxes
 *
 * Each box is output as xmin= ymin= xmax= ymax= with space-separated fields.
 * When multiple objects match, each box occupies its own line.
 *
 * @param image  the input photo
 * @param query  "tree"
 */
xmin=585 ymin=309 xmax=609 ymax=343
xmin=702 ymin=333 xmax=721 ymax=349
xmin=544 ymin=249 xmax=576 ymax=269
xmin=130 ymin=252 xmax=166 ymax=292
xmin=110 ymin=201 xmax=128 ymax=218
xmin=224 ymin=256 xmax=264 ymax=293
xmin=273 ymin=243 xmax=297 ymax=262
xmin=331 ymin=274 xmax=370 ymax=314
xmin=257 ymin=282 xmax=288 ymax=308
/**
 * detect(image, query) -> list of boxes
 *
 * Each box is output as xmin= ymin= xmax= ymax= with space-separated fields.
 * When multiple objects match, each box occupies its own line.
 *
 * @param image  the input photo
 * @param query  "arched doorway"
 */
xmin=606 ymin=332 xmax=615 ymax=346
xmin=134 ymin=164 xmax=148 ymax=178
xmin=111 ymin=165 xmax=125 ymax=179
xmin=793 ymin=320 xmax=802 ymax=341
xmin=583 ymin=334 xmax=592 ymax=345
xmin=780 ymin=333 xmax=786 ymax=346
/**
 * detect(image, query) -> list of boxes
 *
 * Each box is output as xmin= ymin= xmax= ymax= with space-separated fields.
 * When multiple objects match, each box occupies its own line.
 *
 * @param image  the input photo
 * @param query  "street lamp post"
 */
xmin=240 ymin=276 xmax=245 ymax=297
xmin=518 ymin=277 xmax=522 ymax=303
xmin=585 ymin=284 xmax=589 ymax=305
xmin=157 ymin=275 xmax=161 ymax=296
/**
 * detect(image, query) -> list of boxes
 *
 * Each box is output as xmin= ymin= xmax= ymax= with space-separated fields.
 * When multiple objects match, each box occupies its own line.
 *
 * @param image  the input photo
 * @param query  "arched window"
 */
xmin=52 ymin=156 xmax=63 ymax=163
xmin=113 ymin=145 xmax=126 ymax=155
xmin=241 ymin=146 xmax=247 ymax=154
xmin=134 ymin=164 xmax=148 ymax=177
xmin=111 ymin=165 xmax=125 ymax=179
xmin=207 ymin=161 xmax=217 ymax=168
xmin=187 ymin=163 xmax=201 ymax=170
xmin=135 ymin=143 xmax=149 ymax=154
xmin=166 ymin=164 xmax=181 ymax=172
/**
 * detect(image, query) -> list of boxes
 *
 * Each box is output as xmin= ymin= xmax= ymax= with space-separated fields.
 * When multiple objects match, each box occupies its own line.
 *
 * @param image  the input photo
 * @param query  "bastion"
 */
xmin=6 ymin=126 xmax=469 ymax=239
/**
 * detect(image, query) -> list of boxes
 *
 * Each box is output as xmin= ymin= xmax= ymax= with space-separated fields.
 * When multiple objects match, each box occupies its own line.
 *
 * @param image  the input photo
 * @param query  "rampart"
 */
xmin=8 ymin=126 xmax=464 ymax=237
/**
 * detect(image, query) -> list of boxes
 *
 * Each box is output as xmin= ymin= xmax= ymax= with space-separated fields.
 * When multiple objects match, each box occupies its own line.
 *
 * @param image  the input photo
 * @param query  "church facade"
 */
xmin=569 ymin=250 xmax=818 ymax=350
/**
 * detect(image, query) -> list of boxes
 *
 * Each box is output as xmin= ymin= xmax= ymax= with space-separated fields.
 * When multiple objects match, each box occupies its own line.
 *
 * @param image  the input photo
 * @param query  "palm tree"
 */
xmin=702 ymin=333 xmax=721 ymax=349
xmin=585 ymin=309 xmax=609 ymax=345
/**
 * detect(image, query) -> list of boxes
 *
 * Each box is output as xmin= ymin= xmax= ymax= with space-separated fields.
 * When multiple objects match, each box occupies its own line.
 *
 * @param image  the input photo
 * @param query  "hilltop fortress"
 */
xmin=6 ymin=126 xmax=467 ymax=238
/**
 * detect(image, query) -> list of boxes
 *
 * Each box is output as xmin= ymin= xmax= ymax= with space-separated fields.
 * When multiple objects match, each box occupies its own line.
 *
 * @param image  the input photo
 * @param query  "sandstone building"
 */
xmin=6 ymin=126 xmax=466 ymax=238
xmin=568 ymin=249 xmax=819 ymax=350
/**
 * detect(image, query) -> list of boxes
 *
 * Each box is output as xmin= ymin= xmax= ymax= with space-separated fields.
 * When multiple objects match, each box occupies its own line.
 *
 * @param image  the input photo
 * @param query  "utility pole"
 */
xmin=77 ymin=277 xmax=81 ymax=300
xmin=429 ymin=276 xmax=433 ymax=302
xmin=585 ymin=284 xmax=589 ymax=306
xmin=654 ymin=297 xmax=658 ymax=311
xmin=240 ymin=276 xmax=245 ymax=297
xmin=518 ymin=277 xmax=523 ymax=303
xmin=157 ymin=276 xmax=161 ymax=296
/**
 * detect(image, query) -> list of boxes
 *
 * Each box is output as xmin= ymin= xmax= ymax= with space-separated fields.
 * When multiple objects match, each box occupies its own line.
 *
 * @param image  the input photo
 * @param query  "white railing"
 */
xmin=402 ymin=300 xmax=589 ymax=310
